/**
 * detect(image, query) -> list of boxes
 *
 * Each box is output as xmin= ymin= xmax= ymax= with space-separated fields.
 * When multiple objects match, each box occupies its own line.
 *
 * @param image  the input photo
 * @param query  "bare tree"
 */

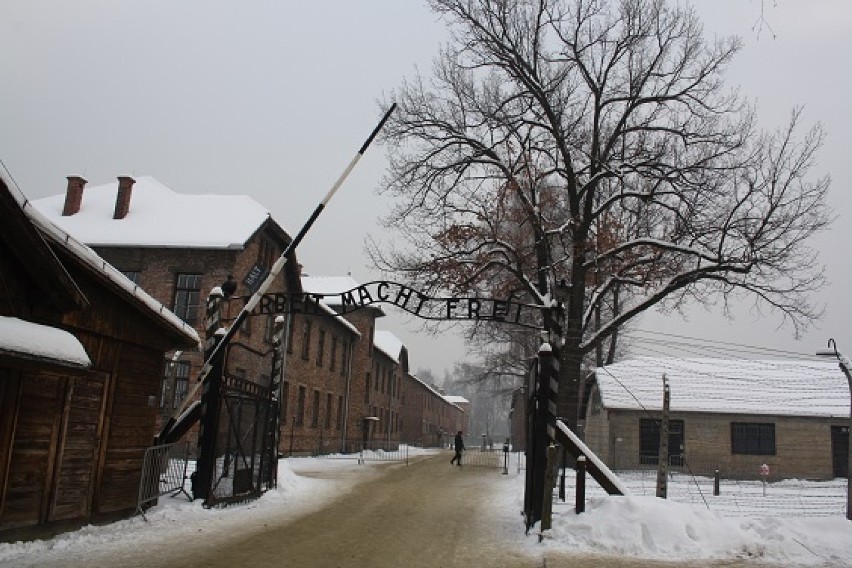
xmin=371 ymin=0 xmax=830 ymax=431
xmin=445 ymin=363 xmax=514 ymax=440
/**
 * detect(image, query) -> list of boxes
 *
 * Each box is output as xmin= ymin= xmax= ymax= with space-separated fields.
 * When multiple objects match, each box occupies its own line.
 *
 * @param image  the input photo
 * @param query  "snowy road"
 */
xmin=160 ymin=454 xmax=538 ymax=567
xmin=4 ymin=452 xmax=847 ymax=567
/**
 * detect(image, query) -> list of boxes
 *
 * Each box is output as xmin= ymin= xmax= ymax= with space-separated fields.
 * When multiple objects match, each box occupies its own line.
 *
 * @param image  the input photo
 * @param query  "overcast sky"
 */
xmin=2 ymin=1 xmax=850 ymax=377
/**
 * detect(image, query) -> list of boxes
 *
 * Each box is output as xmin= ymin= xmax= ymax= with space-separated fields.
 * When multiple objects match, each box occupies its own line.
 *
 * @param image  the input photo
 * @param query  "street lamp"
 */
xmin=816 ymin=338 xmax=852 ymax=521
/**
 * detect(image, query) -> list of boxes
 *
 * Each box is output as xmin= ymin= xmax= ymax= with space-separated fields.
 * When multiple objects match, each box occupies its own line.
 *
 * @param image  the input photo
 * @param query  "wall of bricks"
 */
xmin=281 ymin=306 xmax=360 ymax=455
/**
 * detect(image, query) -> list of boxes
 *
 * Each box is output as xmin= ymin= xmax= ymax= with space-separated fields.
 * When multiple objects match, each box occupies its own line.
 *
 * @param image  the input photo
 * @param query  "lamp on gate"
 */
xmin=815 ymin=338 xmax=852 ymax=521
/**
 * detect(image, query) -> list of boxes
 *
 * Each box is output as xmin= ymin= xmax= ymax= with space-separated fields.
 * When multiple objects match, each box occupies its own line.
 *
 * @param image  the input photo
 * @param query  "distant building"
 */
xmin=1 ymin=174 xmax=198 ymax=539
xmin=583 ymin=358 xmax=850 ymax=480
xmin=301 ymin=276 xmax=391 ymax=450
xmin=399 ymin=374 xmax=464 ymax=448
xmin=443 ymin=395 xmax=471 ymax=435
xmin=301 ymin=275 xmax=468 ymax=451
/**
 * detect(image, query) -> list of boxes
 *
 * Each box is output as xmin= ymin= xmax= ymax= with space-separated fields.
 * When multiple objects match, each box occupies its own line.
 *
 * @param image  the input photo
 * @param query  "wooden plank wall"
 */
xmin=95 ymin=343 xmax=161 ymax=514
xmin=0 ymin=372 xmax=66 ymax=529
xmin=48 ymin=374 xmax=107 ymax=522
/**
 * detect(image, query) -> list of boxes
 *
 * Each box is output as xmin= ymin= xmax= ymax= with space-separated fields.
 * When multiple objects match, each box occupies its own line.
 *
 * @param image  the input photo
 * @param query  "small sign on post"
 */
xmin=759 ymin=463 xmax=769 ymax=497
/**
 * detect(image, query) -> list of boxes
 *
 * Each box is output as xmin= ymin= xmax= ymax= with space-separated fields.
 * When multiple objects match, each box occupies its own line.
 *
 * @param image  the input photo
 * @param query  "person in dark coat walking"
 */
xmin=450 ymin=431 xmax=465 ymax=466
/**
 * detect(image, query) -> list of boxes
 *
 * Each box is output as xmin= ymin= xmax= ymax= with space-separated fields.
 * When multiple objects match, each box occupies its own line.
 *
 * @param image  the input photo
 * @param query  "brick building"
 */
xmin=370 ymin=331 xmax=406 ymax=448
xmin=280 ymin=297 xmax=360 ymax=455
xmin=34 ymin=177 xmax=473 ymax=460
xmin=400 ymin=373 xmax=465 ymax=448
xmin=443 ymin=395 xmax=470 ymax=436
xmin=32 ymin=176 xmax=301 ymax=443
xmin=300 ymin=276 xmax=396 ymax=450
xmin=300 ymin=276 xmax=469 ymax=452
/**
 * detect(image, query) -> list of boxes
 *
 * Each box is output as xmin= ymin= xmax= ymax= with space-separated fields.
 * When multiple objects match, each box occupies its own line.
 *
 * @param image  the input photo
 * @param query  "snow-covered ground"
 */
xmin=1 ymin=449 xmax=850 ymax=567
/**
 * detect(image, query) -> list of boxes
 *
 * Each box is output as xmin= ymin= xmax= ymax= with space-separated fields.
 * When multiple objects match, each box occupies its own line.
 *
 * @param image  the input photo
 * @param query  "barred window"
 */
xmin=317 ymin=329 xmax=326 ymax=366
xmin=173 ymin=273 xmax=202 ymax=323
xmin=365 ymin=372 xmax=371 ymax=403
xmin=301 ymin=321 xmax=312 ymax=360
xmin=257 ymin=237 xmax=277 ymax=270
xmin=325 ymin=393 xmax=333 ymax=428
xmin=296 ymin=386 xmax=306 ymax=426
xmin=640 ymin=418 xmax=684 ymax=465
xmin=161 ymin=360 xmax=190 ymax=410
xmin=731 ymin=422 xmax=776 ymax=455
xmin=173 ymin=361 xmax=190 ymax=407
xmin=311 ymin=389 xmax=321 ymax=427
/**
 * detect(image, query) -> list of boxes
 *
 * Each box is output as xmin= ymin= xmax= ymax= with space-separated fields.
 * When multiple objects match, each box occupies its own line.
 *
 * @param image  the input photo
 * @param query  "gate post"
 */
xmin=193 ymin=289 xmax=225 ymax=502
xmin=269 ymin=315 xmax=287 ymax=487
xmin=575 ymin=455 xmax=587 ymax=514
xmin=656 ymin=375 xmax=670 ymax=499
xmin=524 ymin=342 xmax=559 ymax=532
xmin=541 ymin=443 xmax=557 ymax=535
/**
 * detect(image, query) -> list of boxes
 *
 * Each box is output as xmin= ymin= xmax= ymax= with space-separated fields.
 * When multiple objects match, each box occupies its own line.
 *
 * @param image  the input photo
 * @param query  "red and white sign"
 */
xmin=759 ymin=463 xmax=770 ymax=477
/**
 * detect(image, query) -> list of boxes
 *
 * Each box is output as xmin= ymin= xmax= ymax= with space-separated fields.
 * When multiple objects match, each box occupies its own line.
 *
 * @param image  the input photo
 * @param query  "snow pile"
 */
xmin=548 ymin=496 xmax=778 ymax=560
xmin=0 ymin=459 xmax=374 ymax=567
xmin=537 ymin=495 xmax=851 ymax=565
xmin=491 ymin=465 xmax=852 ymax=567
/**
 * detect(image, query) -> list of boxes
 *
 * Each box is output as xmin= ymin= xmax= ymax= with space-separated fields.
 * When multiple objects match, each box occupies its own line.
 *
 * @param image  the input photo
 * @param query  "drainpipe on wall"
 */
xmin=341 ymin=339 xmax=355 ymax=453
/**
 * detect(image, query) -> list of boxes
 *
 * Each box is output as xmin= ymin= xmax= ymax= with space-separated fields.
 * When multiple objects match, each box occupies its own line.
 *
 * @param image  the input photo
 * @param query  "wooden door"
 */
xmin=0 ymin=373 xmax=65 ymax=530
xmin=47 ymin=373 xmax=107 ymax=522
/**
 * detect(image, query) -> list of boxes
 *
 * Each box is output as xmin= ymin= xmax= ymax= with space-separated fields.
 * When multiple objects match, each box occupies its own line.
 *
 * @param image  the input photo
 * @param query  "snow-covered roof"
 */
xmin=0 ymin=316 xmax=91 ymax=368
xmin=294 ymin=276 xmax=360 ymax=336
xmin=444 ymin=395 xmax=470 ymax=405
xmin=373 ymin=330 xmax=404 ymax=362
xmin=31 ymin=176 xmax=274 ymax=249
xmin=408 ymin=373 xmax=455 ymax=403
xmin=593 ymin=357 xmax=850 ymax=419
xmin=313 ymin=299 xmax=360 ymax=337
xmin=3 ymin=172 xmax=199 ymax=345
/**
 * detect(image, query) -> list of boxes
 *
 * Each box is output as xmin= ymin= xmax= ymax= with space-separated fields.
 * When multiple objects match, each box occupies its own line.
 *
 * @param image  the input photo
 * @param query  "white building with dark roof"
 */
xmin=583 ymin=358 xmax=850 ymax=480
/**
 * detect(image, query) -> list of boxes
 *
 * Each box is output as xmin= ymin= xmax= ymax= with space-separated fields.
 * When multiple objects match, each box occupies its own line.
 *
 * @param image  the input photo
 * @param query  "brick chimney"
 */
xmin=113 ymin=176 xmax=136 ymax=219
xmin=62 ymin=176 xmax=87 ymax=216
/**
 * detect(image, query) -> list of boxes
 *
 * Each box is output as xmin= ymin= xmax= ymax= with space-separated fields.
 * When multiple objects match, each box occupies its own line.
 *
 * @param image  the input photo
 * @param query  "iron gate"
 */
xmin=207 ymin=370 xmax=276 ymax=506
xmin=194 ymin=336 xmax=279 ymax=507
